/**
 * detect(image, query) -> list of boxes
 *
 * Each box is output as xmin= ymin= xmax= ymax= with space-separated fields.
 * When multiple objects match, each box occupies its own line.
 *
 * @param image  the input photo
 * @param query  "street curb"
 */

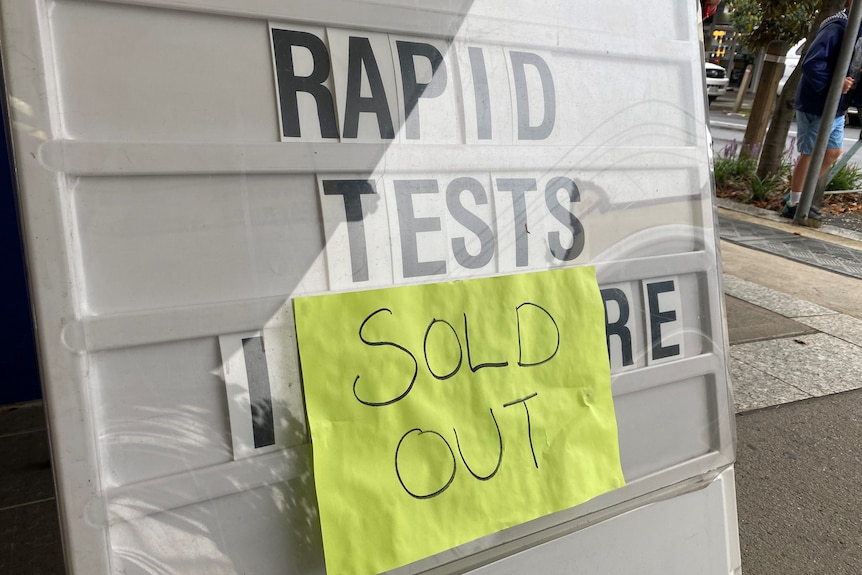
xmin=715 ymin=197 xmax=862 ymax=244
xmin=711 ymin=120 xmax=746 ymax=131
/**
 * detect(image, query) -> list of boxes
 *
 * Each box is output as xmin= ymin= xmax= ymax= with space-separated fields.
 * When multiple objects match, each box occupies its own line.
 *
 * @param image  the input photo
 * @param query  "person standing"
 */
xmin=782 ymin=1 xmax=862 ymax=224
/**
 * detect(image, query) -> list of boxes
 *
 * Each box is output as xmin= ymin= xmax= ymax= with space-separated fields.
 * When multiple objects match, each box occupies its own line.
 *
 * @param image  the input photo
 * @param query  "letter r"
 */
xmin=272 ymin=28 xmax=339 ymax=138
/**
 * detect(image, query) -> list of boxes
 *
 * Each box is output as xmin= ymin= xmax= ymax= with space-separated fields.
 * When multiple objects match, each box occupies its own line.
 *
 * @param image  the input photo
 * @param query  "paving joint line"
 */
xmin=0 ymin=497 xmax=56 ymax=513
xmin=0 ymin=427 xmax=48 ymax=439
xmin=728 ymin=354 xmax=816 ymax=408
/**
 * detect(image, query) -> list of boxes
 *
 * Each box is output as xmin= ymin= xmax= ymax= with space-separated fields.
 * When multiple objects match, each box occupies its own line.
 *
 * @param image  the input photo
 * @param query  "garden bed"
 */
xmin=713 ymin=141 xmax=862 ymax=231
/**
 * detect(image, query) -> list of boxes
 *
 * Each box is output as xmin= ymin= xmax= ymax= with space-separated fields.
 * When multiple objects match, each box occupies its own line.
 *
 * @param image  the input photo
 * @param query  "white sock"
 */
xmin=790 ymin=191 xmax=802 ymax=205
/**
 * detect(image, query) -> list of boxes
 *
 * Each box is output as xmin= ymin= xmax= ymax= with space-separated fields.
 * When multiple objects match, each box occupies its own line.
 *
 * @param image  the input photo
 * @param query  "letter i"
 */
xmin=468 ymin=47 xmax=492 ymax=140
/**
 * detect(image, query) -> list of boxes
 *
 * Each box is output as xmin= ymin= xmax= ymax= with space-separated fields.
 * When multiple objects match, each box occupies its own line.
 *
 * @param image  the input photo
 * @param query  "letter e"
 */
xmin=643 ymin=278 xmax=684 ymax=365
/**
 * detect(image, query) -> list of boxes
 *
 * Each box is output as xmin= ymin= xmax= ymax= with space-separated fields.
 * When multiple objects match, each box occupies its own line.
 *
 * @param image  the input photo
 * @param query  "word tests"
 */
xmin=319 ymin=175 xmax=586 ymax=288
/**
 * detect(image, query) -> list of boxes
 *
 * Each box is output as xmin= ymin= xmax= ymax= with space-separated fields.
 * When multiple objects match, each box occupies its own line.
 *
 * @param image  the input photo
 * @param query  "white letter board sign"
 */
xmin=0 ymin=0 xmax=739 ymax=574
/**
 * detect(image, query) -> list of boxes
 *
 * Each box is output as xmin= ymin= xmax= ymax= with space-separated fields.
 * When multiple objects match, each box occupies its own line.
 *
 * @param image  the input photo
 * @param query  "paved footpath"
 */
xmin=718 ymin=201 xmax=862 ymax=575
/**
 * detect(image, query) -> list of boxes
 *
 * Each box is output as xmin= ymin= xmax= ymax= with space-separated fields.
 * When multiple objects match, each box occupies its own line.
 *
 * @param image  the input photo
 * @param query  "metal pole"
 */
xmin=795 ymin=2 xmax=862 ymax=226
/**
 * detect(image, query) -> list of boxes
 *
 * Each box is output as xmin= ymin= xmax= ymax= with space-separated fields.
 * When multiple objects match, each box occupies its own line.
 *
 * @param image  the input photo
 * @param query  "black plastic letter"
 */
xmin=446 ymin=177 xmax=495 ymax=269
xmin=394 ymin=179 xmax=446 ymax=278
xmin=601 ymin=288 xmax=634 ymax=367
xmin=271 ymin=29 xmax=338 ymax=139
xmin=343 ymin=36 xmax=395 ymax=139
xmin=468 ymin=47 xmax=493 ymax=139
xmin=510 ymin=51 xmax=556 ymax=140
xmin=322 ymin=180 xmax=377 ymax=282
xmin=544 ymin=177 xmax=585 ymax=261
xmin=496 ymin=178 xmax=536 ymax=268
xmin=396 ymin=41 xmax=448 ymax=140
xmin=646 ymin=280 xmax=681 ymax=361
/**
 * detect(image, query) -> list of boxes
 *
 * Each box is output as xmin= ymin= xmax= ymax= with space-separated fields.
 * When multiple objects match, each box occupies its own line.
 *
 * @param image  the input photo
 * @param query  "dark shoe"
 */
xmin=781 ymin=202 xmax=797 ymax=218
xmin=802 ymin=206 xmax=822 ymax=228
xmin=780 ymin=192 xmax=791 ymax=207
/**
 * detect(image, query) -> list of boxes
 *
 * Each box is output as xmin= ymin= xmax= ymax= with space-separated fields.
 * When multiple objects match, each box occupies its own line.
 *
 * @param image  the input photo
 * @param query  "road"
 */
xmin=709 ymin=109 xmax=862 ymax=168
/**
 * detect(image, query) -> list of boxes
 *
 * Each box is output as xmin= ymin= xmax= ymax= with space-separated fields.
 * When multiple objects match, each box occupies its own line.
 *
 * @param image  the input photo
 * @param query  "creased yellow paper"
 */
xmin=294 ymin=267 xmax=624 ymax=575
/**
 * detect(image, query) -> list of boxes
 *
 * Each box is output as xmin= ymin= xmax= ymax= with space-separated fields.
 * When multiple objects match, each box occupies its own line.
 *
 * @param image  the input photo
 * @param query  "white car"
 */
xmin=705 ymin=62 xmax=729 ymax=103
xmin=777 ymin=40 xmax=805 ymax=96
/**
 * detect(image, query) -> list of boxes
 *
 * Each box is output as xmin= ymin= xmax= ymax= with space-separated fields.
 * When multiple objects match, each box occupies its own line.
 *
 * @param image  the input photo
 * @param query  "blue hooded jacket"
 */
xmin=795 ymin=9 xmax=862 ymax=117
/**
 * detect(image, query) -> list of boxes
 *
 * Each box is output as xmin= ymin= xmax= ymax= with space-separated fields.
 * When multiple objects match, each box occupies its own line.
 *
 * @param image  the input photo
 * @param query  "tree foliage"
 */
xmin=727 ymin=0 xmax=820 ymax=49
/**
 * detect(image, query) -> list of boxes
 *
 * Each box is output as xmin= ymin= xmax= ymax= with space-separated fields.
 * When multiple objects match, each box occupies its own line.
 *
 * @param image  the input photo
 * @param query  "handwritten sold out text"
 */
xmin=351 ymin=302 xmax=560 ymax=499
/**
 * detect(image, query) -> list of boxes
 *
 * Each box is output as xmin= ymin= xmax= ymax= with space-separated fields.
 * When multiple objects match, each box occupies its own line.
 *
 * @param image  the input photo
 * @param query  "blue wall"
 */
xmin=1 ymin=105 xmax=42 ymax=405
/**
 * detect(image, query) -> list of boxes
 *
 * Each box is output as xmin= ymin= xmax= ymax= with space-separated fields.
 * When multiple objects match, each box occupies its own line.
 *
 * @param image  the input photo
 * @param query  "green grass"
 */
xmin=714 ymin=141 xmax=783 ymax=202
xmin=827 ymin=162 xmax=862 ymax=192
xmin=714 ymin=141 xmax=757 ymax=190
xmin=714 ymin=139 xmax=862 ymax=204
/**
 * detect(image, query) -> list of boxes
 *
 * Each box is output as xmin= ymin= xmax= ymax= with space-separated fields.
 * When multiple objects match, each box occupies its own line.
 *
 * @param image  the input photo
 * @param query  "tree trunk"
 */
xmin=756 ymin=66 xmax=801 ymax=179
xmin=756 ymin=0 xmax=847 ymax=178
xmin=742 ymin=40 xmax=788 ymax=158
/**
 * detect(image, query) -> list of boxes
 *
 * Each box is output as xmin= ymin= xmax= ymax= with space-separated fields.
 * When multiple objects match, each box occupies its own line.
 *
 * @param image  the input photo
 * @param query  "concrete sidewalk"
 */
xmin=721 ymin=210 xmax=862 ymax=412
xmin=719 ymin=202 xmax=862 ymax=574
xmin=706 ymin=90 xmax=862 ymax=571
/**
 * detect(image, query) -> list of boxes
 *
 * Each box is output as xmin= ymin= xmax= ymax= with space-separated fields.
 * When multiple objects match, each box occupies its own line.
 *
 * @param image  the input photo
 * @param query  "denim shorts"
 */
xmin=796 ymin=111 xmax=845 ymax=154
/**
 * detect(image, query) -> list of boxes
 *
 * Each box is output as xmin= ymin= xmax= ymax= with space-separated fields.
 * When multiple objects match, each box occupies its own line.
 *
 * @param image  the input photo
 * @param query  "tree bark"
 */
xmin=742 ymin=40 xmax=788 ymax=158
xmin=756 ymin=66 xmax=801 ymax=179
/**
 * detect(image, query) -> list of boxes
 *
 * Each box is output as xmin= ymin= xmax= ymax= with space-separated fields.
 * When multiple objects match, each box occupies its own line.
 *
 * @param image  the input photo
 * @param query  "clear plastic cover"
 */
xmin=1 ymin=0 xmax=737 ymax=573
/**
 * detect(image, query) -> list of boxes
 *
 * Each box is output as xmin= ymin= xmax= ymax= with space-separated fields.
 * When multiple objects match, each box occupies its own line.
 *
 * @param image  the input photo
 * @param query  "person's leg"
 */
xmin=822 ymin=147 xmax=843 ymax=177
xmin=806 ymin=115 xmax=848 ymax=223
xmin=783 ymin=111 xmax=818 ymax=216
xmin=794 ymin=147 xmax=842 ymax=197
xmin=822 ymin=112 xmax=847 ymax=178
xmin=790 ymin=153 xmax=812 ymax=200
xmin=784 ymin=113 xmax=844 ymax=220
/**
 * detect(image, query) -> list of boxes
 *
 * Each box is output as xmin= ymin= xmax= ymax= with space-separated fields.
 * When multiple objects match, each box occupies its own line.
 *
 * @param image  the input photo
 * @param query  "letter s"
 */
xmin=545 ymin=176 xmax=584 ymax=261
xmin=353 ymin=308 xmax=418 ymax=406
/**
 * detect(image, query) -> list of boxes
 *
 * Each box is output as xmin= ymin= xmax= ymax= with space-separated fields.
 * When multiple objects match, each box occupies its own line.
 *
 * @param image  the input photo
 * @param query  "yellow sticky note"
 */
xmin=294 ymin=267 xmax=624 ymax=575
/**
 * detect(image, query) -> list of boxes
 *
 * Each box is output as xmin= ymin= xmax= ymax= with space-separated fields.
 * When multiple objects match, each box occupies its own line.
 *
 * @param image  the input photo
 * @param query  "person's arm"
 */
xmin=801 ymin=25 xmax=844 ymax=93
